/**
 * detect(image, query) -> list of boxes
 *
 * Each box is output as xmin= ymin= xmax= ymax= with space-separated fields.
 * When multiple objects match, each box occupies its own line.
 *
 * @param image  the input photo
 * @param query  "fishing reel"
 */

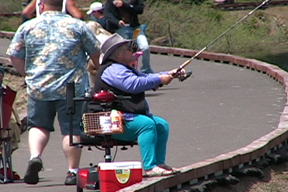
xmin=178 ymin=70 xmax=193 ymax=82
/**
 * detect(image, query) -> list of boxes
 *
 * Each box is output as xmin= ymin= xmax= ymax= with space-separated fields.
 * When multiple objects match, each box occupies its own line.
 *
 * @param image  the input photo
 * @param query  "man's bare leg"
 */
xmin=24 ymin=127 xmax=48 ymax=184
xmin=29 ymin=127 xmax=49 ymax=159
xmin=62 ymin=135 xmax=82 ymax=185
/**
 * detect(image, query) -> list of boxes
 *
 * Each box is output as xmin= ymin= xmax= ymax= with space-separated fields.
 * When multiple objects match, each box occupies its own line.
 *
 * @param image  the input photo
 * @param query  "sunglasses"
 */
xmin=128 ymin=42 xmax=139 ymax=53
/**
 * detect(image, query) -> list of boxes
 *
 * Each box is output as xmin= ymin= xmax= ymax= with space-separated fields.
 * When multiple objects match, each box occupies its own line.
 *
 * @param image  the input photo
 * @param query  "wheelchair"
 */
xmin=66 ymin=82 xmax=138 ymax=192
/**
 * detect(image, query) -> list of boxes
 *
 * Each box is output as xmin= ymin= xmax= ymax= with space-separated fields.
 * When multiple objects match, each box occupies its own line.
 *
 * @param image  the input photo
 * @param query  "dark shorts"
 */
xmin=27 ymin=96 xmax=84 ymax=135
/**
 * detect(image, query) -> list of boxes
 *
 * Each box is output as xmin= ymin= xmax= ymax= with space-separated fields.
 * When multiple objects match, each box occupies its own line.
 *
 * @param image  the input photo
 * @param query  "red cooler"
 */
xmin=98 ymin=161 xmax=142 ymax=192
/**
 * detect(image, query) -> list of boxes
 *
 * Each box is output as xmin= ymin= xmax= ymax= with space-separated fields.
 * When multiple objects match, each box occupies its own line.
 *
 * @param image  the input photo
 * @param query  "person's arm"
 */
xmin=89 ymin=52 xmax=101 ymax=71
xmin=102 ymin=64 xmax=163 ymax=93
xmin=10 ymin=57 xmax=26 ymax=77
xmin=81 ymin=23 xmax=101 ymax=70
xmin=22 ymin=0 xmax=37 ymax=20
xmin=104 ymin=0 xmax=121 ymax=27
xmin=6 ymin=25 xmax=27 ymax=77
xmin=122 ymin=0 xmax=144 ymax=14
xmin=66 ymin=0 xmax=85 ymax=20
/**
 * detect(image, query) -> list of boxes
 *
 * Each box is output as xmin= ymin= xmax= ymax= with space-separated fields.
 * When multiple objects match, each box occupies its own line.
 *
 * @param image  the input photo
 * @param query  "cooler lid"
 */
xmin=99 ymin=161 xmax=142 ymax=170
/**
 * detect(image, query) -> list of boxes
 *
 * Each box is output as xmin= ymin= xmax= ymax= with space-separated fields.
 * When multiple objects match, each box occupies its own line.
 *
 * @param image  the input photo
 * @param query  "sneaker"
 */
xmin=24 ymin=157 xmax=43 ymax=184
xmin=64 ymin=171 xmax=77 ymax=185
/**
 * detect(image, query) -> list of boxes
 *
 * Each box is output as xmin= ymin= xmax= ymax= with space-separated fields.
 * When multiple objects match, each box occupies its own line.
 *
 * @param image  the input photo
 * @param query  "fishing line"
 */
xmin=176 ymin=0 xmax=271 ymax=80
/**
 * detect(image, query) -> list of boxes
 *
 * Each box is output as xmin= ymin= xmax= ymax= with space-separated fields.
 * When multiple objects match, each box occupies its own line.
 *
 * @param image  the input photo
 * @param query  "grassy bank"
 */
xmin=142 ymin=1 xmax=284 ymax=54
xmin=0 ymin=0 xmax=22 ymax=14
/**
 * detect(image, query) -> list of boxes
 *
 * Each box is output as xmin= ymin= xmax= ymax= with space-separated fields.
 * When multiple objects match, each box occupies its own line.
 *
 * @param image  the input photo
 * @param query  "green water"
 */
xmin=238 ymin=45 xmax=288 ymax=72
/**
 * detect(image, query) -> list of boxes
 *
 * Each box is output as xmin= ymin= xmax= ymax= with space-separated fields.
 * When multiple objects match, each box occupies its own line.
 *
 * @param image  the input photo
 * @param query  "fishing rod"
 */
xmin=175 ymin=0 xmax=271 ymax=81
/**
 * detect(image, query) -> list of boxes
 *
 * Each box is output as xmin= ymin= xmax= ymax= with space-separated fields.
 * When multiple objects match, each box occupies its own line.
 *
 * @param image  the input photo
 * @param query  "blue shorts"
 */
xmin=27 ymin=96 xmax=84 ymax=135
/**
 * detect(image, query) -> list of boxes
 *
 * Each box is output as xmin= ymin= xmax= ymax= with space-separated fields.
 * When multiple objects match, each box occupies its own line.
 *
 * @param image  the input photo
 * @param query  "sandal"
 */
xmin=158 ymin=164 xmax=181 ymax=173
xmin=143 ymin=166 xmax=174 ymax=177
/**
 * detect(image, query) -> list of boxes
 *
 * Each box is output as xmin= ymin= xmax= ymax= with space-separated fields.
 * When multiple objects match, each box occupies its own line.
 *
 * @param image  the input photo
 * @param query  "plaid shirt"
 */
xmin=7 ymin=11 xmax=100 ymax=100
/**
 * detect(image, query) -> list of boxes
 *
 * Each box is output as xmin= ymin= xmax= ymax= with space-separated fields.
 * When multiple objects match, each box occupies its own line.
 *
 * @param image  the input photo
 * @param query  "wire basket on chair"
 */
xmin=82 ymin=111 xmax=124 ymax=136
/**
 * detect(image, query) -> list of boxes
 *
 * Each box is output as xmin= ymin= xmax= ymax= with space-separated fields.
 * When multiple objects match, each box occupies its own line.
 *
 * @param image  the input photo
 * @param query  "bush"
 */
xmin=0 ymin=0 xmax=22 ymax=14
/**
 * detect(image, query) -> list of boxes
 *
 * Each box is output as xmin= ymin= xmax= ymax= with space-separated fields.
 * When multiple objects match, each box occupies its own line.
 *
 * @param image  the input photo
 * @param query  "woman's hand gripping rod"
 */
xmin=172 ymin=0 xmax=271 ymax=81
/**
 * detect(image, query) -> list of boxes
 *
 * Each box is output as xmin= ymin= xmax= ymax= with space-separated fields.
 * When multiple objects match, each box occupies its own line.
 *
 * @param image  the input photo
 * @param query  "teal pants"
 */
xmin=112 ymin=114 xmax=169 ymax=170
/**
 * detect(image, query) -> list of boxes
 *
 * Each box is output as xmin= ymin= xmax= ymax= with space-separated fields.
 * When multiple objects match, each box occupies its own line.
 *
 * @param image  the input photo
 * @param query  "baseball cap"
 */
xmin=87 ymin=2 xmax=104 ymax=14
